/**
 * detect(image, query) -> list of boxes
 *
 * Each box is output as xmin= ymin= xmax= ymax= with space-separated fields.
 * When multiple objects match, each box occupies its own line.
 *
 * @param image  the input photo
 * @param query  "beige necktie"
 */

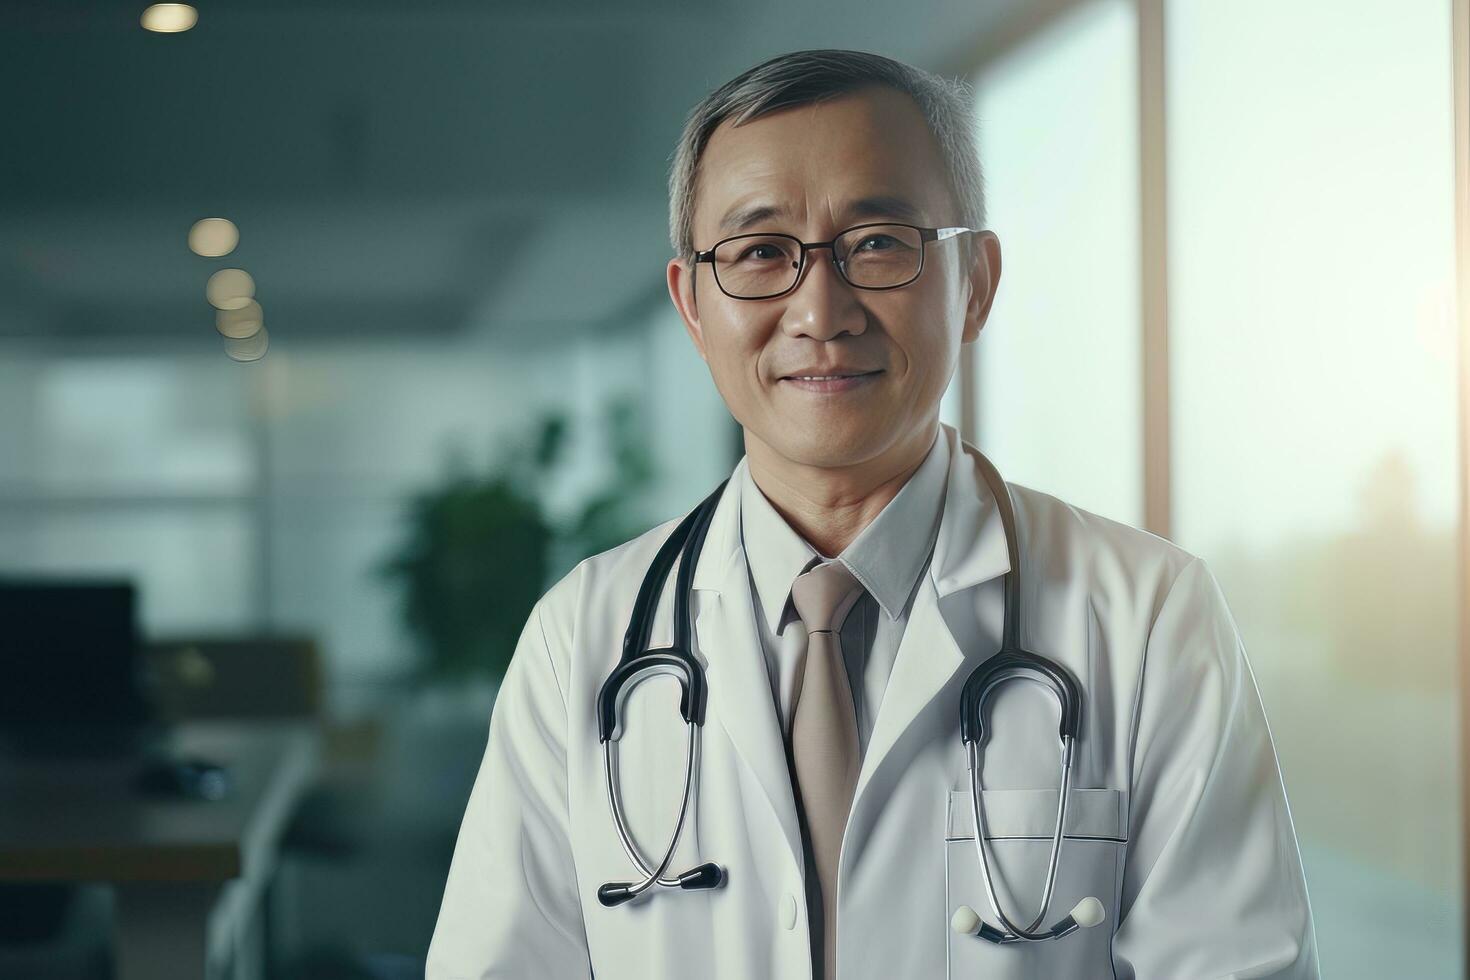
xmin=789 ymin=559 xmax=866 ymax=980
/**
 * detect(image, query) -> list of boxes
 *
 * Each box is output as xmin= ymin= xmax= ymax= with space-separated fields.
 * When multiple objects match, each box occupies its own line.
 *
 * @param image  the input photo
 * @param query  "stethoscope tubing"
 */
xmin=967 ymin=734 xmax=1077 ymax=942
xmin=960 ymin=448 xmax=1089 ymax=944
xmin=597 ymin=478 xmax=727 ymax=907
xmin=602 ymin=715 xmax=702 ymax=896
xmin=596 ymin=444 xmax=1091 ymax=944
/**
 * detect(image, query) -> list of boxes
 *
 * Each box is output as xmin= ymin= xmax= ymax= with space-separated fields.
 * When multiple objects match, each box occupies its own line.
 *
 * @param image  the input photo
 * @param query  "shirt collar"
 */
xmin=738 ymin=426 xmax=950 ymax=631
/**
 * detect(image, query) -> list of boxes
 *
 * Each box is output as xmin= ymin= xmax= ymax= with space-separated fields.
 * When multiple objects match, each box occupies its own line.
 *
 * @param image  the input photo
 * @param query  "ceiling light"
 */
xmin=189 ymin=218 xmax=238 ymax=257
xmin=206 ymin=268 xmax=255 ymax=310
xmin=141 ymin=4 xmax=197 ymax=33
xmin=216 ymin=300 xmax=263 ymax=340
xmin=225 ymin=327 xmax=270 ymax=363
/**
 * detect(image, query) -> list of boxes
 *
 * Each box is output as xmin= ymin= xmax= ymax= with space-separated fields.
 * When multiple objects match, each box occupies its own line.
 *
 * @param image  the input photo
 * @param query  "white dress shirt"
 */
xmin=737 ymin=427 xmax=950 ymax=757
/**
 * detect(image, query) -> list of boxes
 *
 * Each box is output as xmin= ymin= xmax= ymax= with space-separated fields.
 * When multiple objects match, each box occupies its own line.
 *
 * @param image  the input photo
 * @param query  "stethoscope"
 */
xmin=594 ymin=447 xmax=1106 ymax=945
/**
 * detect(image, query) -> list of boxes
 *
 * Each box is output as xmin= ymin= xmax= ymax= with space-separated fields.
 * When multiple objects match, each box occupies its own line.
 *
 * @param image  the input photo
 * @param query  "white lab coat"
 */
xmin=427 ymin=422 xmax=1319 ymax=979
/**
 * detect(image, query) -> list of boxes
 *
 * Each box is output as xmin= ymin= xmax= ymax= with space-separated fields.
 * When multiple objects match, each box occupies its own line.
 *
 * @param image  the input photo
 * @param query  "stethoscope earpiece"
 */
xmin=951 ymin=904 xmax=984 ymax=935
xmin=951 ymin=896 xmax=1105 ymax=944
xmin=1072 ymin=896 xmax=1106 ymax=928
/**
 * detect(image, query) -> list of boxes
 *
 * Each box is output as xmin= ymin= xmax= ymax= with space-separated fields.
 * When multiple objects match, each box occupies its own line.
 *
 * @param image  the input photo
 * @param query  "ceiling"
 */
xmin=0 ymin=0 xmax=1031 ymax=346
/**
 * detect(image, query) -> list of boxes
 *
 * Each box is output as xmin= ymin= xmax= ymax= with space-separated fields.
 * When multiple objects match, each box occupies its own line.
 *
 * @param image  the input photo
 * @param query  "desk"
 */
xmin=0 ymin=722 xmax=320 ymax=980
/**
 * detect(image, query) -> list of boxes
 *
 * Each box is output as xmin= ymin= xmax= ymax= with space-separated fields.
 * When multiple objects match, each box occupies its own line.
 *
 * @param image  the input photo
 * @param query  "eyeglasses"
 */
xmin=693 ymin=222 xmax=978 ymax=300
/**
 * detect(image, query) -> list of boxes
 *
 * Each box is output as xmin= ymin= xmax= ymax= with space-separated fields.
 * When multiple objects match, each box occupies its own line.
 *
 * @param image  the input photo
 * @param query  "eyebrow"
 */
xmin=716 ymin=194 xmax=927 ymax=237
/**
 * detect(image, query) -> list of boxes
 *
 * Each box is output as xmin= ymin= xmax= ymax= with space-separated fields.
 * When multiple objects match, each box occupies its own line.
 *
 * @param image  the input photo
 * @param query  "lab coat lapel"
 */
xmin=685 ymin=433 xmax=1012 ymax=876
xmin=691 ymin=467 xmax=805 ymax=872
xmin=850 ymin=432 xmax=1012 ymax=813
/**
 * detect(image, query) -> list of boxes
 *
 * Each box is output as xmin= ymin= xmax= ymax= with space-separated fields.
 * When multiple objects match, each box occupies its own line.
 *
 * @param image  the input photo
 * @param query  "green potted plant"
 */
xmin=377 ymin=397 xmax=655 ymax=685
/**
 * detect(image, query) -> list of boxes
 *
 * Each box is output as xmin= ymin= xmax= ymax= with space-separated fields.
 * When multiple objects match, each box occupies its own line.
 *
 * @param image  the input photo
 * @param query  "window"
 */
xmin=969 ymin=0 xmax=1143 ymax=527
xmin=1167 ymin=0 xmax=1461 ymax=973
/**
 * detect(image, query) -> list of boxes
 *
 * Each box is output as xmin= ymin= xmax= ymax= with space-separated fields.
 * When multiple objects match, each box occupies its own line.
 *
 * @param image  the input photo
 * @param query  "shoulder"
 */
xmin=1001 ymin=483 xmax=1251 ymax=729
xmin=529 ymin=514 xmax=688 ymax=677
xmin=1003 ymin=481 xmax=1214 ymax=628
xmin=1004 ymin=481 xmax=1199 ymax=580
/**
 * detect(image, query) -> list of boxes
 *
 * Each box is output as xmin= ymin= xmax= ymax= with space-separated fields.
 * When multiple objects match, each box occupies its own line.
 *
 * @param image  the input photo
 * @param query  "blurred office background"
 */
xmin=0 ymin=0 xmax=1464 ymax=977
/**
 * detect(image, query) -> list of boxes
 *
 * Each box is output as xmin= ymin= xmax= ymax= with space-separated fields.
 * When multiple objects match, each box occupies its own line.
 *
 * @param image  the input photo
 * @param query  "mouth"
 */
xmin=778 ymin=370 xmax=884 ymax=393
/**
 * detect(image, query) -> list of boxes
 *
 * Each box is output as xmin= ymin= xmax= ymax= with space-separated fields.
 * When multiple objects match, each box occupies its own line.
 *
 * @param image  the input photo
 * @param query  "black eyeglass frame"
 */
xmin=692 ymin=222 xmax=979 ymax=301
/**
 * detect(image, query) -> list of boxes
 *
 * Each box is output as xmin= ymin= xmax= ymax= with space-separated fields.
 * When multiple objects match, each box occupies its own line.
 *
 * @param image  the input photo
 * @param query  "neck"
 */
xmin=744 ymin=419 xmax=940 ymax=559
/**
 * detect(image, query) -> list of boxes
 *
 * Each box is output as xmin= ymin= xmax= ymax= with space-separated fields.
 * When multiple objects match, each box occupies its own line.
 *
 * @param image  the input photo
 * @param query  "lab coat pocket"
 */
xmin=945 ymin=787 xmax=1126 ymax=980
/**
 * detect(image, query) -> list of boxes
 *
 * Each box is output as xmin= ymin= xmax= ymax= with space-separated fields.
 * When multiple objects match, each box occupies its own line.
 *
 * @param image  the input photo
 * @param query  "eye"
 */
xmin=853 ymin=234 xmax=900 ymax=252
xmin=736 ymin=243 xmax=786 ymax=262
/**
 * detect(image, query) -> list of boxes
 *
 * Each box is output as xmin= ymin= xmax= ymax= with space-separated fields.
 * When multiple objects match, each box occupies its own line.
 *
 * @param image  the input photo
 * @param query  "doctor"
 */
xmin=428 ymin=49 xmax=1319 ymax=979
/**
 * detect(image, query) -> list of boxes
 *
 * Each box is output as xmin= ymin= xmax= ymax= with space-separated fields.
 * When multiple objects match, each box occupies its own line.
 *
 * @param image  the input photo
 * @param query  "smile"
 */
xmin=778 ymin=371 xmax=883 ymax=392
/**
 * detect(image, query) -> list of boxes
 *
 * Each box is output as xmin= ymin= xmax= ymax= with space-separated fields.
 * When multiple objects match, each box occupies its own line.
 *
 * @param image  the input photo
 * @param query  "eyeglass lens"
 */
xmin=711 ymin=224 xmax=924 ymax=298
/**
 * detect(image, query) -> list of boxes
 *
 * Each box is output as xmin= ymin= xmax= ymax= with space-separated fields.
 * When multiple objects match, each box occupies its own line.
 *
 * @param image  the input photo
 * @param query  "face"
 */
xmin=667 ymin=85 xmax=1002 ymax=472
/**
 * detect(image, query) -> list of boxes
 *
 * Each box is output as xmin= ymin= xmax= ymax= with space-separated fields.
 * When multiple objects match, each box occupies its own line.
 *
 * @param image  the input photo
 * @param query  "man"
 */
xmin=428 ymin=49 xmax=1319 ymax=979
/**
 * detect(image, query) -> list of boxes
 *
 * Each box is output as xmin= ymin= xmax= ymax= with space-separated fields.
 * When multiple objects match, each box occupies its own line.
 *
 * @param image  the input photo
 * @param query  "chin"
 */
xmin=766 ymin=418 xmax=888 ymax=467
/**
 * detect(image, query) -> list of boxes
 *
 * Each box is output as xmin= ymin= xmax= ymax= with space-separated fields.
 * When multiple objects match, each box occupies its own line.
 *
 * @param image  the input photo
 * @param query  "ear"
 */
xmin=667 ymin=255 xmax=708 ymax=363
xmin=960 ymin=230 xmax=1002 ymax=346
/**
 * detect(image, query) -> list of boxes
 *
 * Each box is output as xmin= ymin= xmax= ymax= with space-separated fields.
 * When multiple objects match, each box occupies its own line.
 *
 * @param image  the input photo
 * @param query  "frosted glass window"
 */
xmin=0 ymin=353 xmax=256 ymax=638
xmin=1168 ymin=1 xmax=1460 ymax=975
xmin=262 ymin=337 xmax=675 ymax=678
xmin=269 ymin=496 xmax=414 ymax=682
xmin=28 ymin=358 xmax=254 ymax=495
xmin=0 ymin=508 xmax=256 ymax=634
xmin=970 ymin=0 xmax=1142 ymax=526
xmin=641 ymin=307 xmax=739 ymax=522
xmin=264 ymin=348 xmax=550 ymax=493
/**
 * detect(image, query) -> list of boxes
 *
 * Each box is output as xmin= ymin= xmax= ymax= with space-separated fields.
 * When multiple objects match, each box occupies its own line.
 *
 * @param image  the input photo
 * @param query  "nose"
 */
xmin=778 ymin=245 xmax=867 ymax=342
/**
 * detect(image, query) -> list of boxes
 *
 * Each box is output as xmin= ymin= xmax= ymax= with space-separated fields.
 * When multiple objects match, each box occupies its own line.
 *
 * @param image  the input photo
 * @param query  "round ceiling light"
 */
xmin=216 ymin=300 xmax=263 ymax=340
xmin=225 ymin=326 xmax=270 ymax=363
xmin=188 ymin=218 xmax=239 ymax=257
xmin=141 ymin=4 xmax=197 ymax=33
xmin=206 ymin=268 xmax=255 ymax=310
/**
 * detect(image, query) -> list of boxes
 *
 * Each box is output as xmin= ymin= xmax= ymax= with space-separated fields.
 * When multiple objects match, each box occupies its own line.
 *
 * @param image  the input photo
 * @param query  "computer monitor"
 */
xmin=0 ymin=579 xmax=153 ymax=741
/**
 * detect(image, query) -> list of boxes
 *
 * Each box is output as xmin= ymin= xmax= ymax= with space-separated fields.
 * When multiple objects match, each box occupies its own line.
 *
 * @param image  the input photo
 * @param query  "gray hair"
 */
xmin=667 ymin=49 xmax=985 ymax=261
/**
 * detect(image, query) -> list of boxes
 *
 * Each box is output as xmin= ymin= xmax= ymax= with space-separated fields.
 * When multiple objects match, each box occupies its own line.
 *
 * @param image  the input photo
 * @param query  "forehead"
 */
xmin=693 ymin=85 xmax=955 ymax=241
